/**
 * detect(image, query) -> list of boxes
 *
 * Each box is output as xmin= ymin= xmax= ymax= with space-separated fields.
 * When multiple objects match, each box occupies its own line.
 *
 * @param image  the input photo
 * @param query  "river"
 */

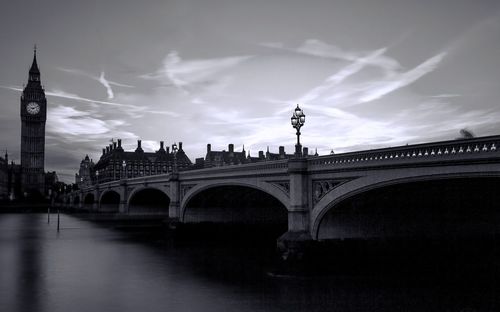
xmin=0 ymin=213 xmax=497 ymax=312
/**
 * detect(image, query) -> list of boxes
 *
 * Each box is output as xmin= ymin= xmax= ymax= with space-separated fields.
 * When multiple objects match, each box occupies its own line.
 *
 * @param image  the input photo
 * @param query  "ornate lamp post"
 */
xmin=291 ymin=104 xmax=306 ymax=157
xmin=172 ymin=142 xmax=178 ymax=173
xmin=95 ymin=170 xmax=99 ymax=185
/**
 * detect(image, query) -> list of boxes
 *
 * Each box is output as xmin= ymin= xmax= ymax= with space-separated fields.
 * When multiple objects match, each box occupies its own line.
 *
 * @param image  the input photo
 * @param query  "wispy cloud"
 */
xmin=262 ymin=40 xmax=447 ymax=107
xmin=140 ymin=51 xmax=252 ymax=95
xmin=47 ymin=105 xmax=137 ymax=141
xmin=430 ymin=93 xmax=461 ymax=99
xmin=57 ymin=67 xmax=134 ymax=87
xmin=48 ymin=105 xmax=111 ymax=136
xmin=98 ymin=72 xmax=114 ymax=99
xmin=297 ymin=48 xmax=389 ymax=104
xmin=0 ymin=85 xmax=23 ymax=92
xmin=0 ymin=85 xmax=179 ymax=117
xmin=46 ymin=89 xmax=129 ymax=106
xmin=57 ymin=67 xmax=134 ymax=99
xmin=358 ymin=52 xmax=447 ymax=103
xmin=0 ymin=85 xmax=131 ymax=107
xmin=262 ymin=39 xmax=401 ymax=73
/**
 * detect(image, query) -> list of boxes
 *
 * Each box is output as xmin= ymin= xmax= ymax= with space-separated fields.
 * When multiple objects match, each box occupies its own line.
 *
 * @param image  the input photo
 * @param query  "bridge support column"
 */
xmin=78 ymin=192 xmax=83 ymax=210
xmin=93 ymin=189 xmax=100 ymax=211
xmin=169 ymin=173 xmax=181 ymax=227
xmin=119 ymin=200 xmax=128 ymax=213
xmin=277 ymin=158 xmax=313 ymax=261
xmin=119 ymin=182 xmax=128 ymax=213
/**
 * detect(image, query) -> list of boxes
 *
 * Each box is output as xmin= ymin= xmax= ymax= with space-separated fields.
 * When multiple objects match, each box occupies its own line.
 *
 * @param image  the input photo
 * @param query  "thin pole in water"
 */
xmin=57 ymin=208 xmax=60 ymax=232
xmin=47 ymin=206 xmax=50 ymax=224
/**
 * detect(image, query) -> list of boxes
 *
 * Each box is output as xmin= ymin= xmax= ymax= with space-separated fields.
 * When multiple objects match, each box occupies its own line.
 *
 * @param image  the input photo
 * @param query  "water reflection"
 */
xmin=0 ymin=213 xmax=497 ymax=312
xmin=15 ymin=215 xmax=45 ymax=312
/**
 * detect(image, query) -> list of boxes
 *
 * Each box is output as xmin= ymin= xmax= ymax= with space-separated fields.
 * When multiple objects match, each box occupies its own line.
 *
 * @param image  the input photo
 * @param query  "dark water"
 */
xmin=0 ymin=213 xmax=498 ymax=312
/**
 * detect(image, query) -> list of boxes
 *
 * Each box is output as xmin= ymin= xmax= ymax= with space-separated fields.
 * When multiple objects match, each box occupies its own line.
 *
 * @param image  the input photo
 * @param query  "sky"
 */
xmin=1 ymin=0 xmax=500 ymax=182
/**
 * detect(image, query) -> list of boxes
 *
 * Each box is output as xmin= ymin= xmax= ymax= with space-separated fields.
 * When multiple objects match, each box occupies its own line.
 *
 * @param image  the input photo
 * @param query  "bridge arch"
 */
xmin=180 ymin=181 xmax=289 ymax=224
xmin=73 ymin=195 xmax=80 ymax=206
xmin=311 ymin=172 xmax=500 ymax=240
xmin=127 ymin=187 xmax=170 ymax=214
xmin=83 ymin=193 xmax=95 ymax=210
xmin=99 ymin=190 xmax=120 ymax=212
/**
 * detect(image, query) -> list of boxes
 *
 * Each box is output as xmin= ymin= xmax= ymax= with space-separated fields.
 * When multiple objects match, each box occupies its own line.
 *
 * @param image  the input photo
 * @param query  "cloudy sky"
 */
xmin=1 ymin=0 xmax=500 ymax=182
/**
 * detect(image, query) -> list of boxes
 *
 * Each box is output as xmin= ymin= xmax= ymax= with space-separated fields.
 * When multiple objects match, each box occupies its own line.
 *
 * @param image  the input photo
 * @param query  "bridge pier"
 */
xmin=92 ymin=188 xmax=101 ymax=212
xmin=168 ymin=173 xmax=181 ymax=227
xmin=78 ymin=192 xmax=84 ymax=210
xmin=119 ymin=200 xmax=128 ymax=213
xmin=277 ymin=158 xmax=313 ymax=260
xmin=119 ymin=182 xmax=128 ymax=213
xmin=93 ymin=189 xmax=100 ymax=211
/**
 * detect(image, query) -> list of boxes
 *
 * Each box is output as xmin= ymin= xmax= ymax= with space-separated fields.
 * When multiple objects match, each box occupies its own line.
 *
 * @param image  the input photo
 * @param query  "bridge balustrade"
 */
xmin=309 ymin=135 xmax=500 ymax=169
xmin=178 ymin=159 xmax=289 ymax=178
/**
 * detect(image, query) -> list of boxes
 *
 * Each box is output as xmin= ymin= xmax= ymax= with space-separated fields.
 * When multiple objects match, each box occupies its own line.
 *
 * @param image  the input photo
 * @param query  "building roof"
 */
xmin=95 ymin=140 xmax=192 ymax=169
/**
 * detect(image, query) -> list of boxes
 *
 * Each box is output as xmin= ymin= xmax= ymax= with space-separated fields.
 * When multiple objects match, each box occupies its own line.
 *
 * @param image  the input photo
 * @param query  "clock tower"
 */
xmin=20 ymin=48 xmax=47 ymax=197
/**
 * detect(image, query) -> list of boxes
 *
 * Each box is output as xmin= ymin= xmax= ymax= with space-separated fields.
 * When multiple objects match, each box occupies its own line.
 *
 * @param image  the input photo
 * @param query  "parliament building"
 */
xmin=76 ymin=139 xmax=192 ymax=186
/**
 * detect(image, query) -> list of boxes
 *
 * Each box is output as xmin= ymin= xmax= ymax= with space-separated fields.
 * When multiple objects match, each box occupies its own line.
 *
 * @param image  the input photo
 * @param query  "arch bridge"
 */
xmin=63 ymin=135 xmax=500 ymax=250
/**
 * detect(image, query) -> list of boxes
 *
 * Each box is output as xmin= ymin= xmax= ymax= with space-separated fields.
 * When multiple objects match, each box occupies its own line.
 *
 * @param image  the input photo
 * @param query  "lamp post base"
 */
xmin=295 ymin=144 xmax=303 ymax=158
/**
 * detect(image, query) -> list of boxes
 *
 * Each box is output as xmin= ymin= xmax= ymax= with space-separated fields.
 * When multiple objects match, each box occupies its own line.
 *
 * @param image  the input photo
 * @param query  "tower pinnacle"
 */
xmin=29 ymin=46 xmax=40 ymax=76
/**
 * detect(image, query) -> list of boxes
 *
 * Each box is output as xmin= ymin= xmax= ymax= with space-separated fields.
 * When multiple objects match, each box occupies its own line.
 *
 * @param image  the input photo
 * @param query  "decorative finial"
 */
xmin=34 ymin=44 xmax=37 ymax=54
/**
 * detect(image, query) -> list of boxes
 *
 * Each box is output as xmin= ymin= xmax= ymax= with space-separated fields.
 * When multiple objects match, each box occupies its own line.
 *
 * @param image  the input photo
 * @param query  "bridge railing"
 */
xmin=179 ymin=159 xmax=289 ymax=178
xmin=309 ymin=135 xmax=500 ymax=168
xmin=77 ymin=159 xmax=290 ymax=192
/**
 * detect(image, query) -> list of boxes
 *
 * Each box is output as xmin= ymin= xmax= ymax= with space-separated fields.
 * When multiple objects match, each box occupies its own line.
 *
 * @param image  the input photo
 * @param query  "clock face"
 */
xmin=26 ymin=102 xmax=40 ymax=115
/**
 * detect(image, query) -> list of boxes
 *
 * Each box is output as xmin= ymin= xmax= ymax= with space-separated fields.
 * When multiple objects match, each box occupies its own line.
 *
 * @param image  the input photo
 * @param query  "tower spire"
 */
xmin=29 ymin=46 xmax=40 ymax=76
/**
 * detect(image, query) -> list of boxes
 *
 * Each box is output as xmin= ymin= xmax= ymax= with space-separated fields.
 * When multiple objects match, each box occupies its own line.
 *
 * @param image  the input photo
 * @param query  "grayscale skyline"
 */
xmin=1 ymin=0 xmax=500 ymax=182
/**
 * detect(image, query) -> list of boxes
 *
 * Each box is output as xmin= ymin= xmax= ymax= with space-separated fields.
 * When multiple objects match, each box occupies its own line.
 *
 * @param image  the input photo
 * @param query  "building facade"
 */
xmin=83 ymin=139 xmax=192 ymax=185
xmin=203 ymin=143 xmax=249 ymax=167
xmin=200 ymin=143 xmax=309 ymax=167
xmin=75 ymin=155 xmax=95 ymax=188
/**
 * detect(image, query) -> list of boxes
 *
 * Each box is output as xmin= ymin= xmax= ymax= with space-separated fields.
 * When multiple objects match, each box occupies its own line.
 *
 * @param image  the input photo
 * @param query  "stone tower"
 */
xmin=20 ymin=47 xmax=47 ymax=197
